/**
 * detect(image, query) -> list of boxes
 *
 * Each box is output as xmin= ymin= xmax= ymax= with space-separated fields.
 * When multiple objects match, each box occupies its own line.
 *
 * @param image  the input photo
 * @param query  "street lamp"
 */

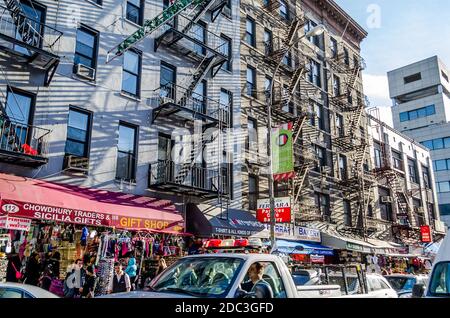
xmin=267 ymin=24 xmax=326 ymax=248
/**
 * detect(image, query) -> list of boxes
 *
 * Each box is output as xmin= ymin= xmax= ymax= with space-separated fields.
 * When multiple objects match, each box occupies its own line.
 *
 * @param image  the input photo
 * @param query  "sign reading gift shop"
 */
xmin=420 ymin=225 xmax=432 ymax=243
xmin=0 ymin=200 xmax=184 ymax=233
xmin=256 ymin=197 xmax=291 ymax=223
xmin=0 ymin=216 xmax=31 ymax=231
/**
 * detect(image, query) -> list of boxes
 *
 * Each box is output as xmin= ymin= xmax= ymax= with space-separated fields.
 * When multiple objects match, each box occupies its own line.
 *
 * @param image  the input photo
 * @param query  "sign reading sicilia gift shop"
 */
xmin=272 ymin=124 xmax=295 ymax=181
xmin=0 ymin=200 xmax=184 ymax=233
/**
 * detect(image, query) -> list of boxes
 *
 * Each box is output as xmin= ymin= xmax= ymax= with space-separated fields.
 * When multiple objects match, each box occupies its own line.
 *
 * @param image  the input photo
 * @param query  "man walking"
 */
xmin=108 ymin=262 xmax=131 ymax=294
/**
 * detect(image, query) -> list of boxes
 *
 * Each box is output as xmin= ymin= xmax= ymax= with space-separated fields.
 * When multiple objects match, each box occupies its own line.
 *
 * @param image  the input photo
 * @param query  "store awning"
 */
xmin=0 ymin=173 xmax=185 ymax=234
xmin=275 ymin=239 xmax=334 ymax=256
xmin=321 ymin=232 xmax=375 ymax=253
xmin=186 ymin=203 xmax=265 ymax=237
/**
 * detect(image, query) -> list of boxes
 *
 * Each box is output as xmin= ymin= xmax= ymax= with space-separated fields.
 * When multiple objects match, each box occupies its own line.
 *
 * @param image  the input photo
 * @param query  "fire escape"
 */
xmin=0 ymin=0 xmax=62 ymax=166
xmin=327 ymin=42 xmax=375 ymax=236
xmin=147 ymin=0 xmax=230 ymax=199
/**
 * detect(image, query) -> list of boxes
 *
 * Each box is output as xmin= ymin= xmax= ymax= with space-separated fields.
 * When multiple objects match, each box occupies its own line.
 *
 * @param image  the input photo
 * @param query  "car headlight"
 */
xmin=398 ymin=293 xmax=412 ymax=298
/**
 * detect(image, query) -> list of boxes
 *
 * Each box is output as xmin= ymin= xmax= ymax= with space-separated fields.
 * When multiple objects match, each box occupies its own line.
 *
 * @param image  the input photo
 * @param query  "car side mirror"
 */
xmin=412 ymin=283 xmax=425 ymax=298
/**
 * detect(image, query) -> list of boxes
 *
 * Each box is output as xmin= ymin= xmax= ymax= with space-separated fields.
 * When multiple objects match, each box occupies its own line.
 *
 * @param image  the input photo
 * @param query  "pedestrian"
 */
xmin=108 ymin=261 xmax=131 ymax=294
xmin=50 ymin=251 xmax=61 ymax=279
xmin=24 ymin=252 xmax=41 ymax=286
xmin=64 ymin=259 xmax=85 ymax=298
xmin=124 ymin=253 xmax=137 ymax=290
xmin=6 ymin=254 xmax=23 ymax=283
xmin=80 ymin=265 xmax=97 ymax=298
xmin=156 ymin=257 xmax=167 ymax=276
xmin=39 ymin=267 xmax=53 ymax=291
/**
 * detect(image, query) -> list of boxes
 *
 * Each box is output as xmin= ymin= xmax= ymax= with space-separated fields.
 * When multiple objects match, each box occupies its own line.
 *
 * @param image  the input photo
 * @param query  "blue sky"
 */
xmin=335 ymin=0 xmax=450 ymax=114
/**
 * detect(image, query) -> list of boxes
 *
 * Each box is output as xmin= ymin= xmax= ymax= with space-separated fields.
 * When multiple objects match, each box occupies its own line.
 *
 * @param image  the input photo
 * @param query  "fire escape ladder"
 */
xmin=178 ymin=55 xmax=216 ymax=106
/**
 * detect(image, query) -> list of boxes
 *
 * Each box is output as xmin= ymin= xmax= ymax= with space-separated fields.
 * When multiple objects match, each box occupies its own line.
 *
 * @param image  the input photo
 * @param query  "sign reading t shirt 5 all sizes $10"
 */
xmin=256 ymin=197 xmax=291 ymax=223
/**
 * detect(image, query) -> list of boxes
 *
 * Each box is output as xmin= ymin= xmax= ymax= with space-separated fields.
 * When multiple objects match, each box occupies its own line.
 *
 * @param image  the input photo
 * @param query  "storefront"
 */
xmin=321 ymin=232 xmax=374 ymax=264
xmin=0 ymin=173 xmax=187 ymax=293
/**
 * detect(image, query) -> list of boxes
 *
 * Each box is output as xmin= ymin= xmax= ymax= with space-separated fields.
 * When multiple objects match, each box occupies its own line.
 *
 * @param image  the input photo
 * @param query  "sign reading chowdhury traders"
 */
xmin=0 ymin=200 xmax=184 ymax=233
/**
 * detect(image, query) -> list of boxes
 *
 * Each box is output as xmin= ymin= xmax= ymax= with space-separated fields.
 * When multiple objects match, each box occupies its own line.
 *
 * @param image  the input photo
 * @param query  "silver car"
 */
xmin=0 ymin=282 xmax=59 ymax=298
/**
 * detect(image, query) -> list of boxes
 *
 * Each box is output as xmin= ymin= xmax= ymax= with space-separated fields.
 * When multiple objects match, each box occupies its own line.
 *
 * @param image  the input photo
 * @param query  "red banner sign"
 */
xmin=420 ymin=225 xmax=432 ymax=243
xmin=0 ymin=216 xmax=32 ymax=231
xmin=256 ymin=197 xmax=291 ymax=223
xmin=0 ymin=200 xmax=184 ymax=233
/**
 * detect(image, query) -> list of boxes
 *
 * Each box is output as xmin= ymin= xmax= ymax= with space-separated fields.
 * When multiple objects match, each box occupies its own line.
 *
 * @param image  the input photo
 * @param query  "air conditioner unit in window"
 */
xmin=381 ymin=196 xmax=393 ymax=203
xmin=74 ymin=63 xmax=96 ymax=81
xmin=63 ymin=154 xmax=89 ymax=174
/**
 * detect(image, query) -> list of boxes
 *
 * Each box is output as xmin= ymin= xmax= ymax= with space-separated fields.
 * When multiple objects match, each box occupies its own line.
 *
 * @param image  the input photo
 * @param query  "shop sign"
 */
xmin=256 ymin=197 xmax=291 ymax=223
xmin=272 ymin=124 xmax=295 ymax=181
xmin=310 ymin=255 xmax=325 ymax=264
xmin=346 ymin=242 xmax=363 ymax=252
xmin=0 ymin=200 xmax=184 ymax=233
xmin=294 ymin=227 xmax=321 ymax=243
xmin=0 ymin=216 xmax=31 ymax=231
xmin=420 ymin=225 xmax=432 ymax=243
xmin=212 ymin=227 xmax=258 ymax=237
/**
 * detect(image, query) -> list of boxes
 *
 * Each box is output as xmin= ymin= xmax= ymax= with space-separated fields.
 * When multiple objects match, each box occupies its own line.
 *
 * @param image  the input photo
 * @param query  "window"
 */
xmin=304 ymin=20 xmax=322 ymax=49
xmin=160 ymin=62 xmax=176 ymax=99
xmin=247 ymin=117 xmax=258 ymax=153
xmin=242 ymin=262 xmax=287 ymax=298
xmin=343 ymin=47 xmax=349 ymax=66
xmin=122 ymin=49 xmax=141 ymax=97
xmin=65 ymin=107 xmax=91 ymax=158
xmin=408 ymin=158 xmax=418 ymax=184
xmin=279 ymin=0 xmax=289 ymax=20
xmin=220 ymin=35 xmax=232 ymax=71
xmin=421 ymin=136 xmax=450 ymax=150
xmin=13 ymin=0 xmax=45 ymax=54
xmin=392 ymin=150 xmax=404 ymax=171
xmin=116 ymin=123 xmax=137 ymax=181
xmin=399 ymin=105 xmax=436 ymax=122
xmin=434 ymin=159 xmax=450 ymax=171
xmin=0 ymin=288 xmax=23 ymax=298
xmin=379 ymin=187 xmax=393 ymax=221
xmin=330 ymin=37 xmax=338 ymax=58
xmin=4 ymin=88 xmax=35 ymax=150
xmin=315 ymin=192 xmax=330 ymax=217
xmin=422 ymin=165 xmax=431 ymax=189
xmin=442 ymin=71 xmax=449 ymax=82
xmin=158 ymin=133 xmax=172 ymax=161
xmin=308 ymin=60 xmax=321 ymax=88
xmin=245 ymin=17 xmax=256 ymax=47
xmin=336 ymin=114 xmax=344 ymax=137
xmin=437 ymin=181 xmax=450 ymax=193
xmin=220 ymin=89 xmax=232 ymax=125
xmin=264 ymin=76 xmax=272 ymax=96
xmin=333 ymin=75 xmax=341 ymax=96
xmin=404 ymin=73 xmax=422 ymax=84
xmin=282 ymin=51 xmax=292 ymax=68
xmin=347 ymin=88 xmax=353 ymax=104
xmin=246 ymin=66 xmax=256 ymax=97
xmin=192 ymin=80 xmax=206 ymax=113
xmin=74 ymin=26 xmax=99 ymax=71
xmin=126 ymin=0 xmax=144 ymax=25
xmin=264 ymin=29 xmax=272 ymax=55
xmin=314 ymin=145 xmax=326 ymax=171
xmin=374 ymin=143 xmax=382 ymax=168
xmin=192 ymin=21 xmax=207 ymax=56
xmin=343 ymin=200 xmax=352 ymax=227
xmin=311 ymin=103 xmax=324 ymax=130
xmin=248 ymin=175 xmax=258 ymax=210
xmin=339 ymin=155 xmax=347 ymax=180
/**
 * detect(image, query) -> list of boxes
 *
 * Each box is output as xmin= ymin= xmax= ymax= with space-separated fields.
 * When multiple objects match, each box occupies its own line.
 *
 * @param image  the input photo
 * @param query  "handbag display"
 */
xmin=11 ymin=262 xmax=22 ymax=280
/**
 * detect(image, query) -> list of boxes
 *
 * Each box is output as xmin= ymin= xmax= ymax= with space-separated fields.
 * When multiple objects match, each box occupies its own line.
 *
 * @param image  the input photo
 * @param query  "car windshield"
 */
xmin=386 ymin=277 xmax=416 ymax=292
xmin=429 ymin=262 xmax=450 ymax=297
xmin=150 ymin=257 xmax=244 ymax=298
xmin=328 ymin=276 xmax=360 ymax=294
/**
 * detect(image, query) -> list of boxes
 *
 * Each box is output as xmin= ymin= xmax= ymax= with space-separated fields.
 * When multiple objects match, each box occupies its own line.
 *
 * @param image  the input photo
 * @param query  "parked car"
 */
xmin=0 ymin=282 xmax=59 ymax=298
xmin=385 ymin=274 xmax=429 ymax=298
xmin=413 ymin=231 xmax=450 ymax=298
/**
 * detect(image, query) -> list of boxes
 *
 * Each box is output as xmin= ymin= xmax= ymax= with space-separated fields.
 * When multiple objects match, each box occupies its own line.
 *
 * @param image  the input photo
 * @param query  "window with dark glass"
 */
xmin=392 ymin=150 xmax=404 ymax=171
xmin=339 ymin=155 xmax=347 ymax=180
xmin=264 ymin=76 xmax=272 ymax=97
xmin=248 ymin=117 xmax=258 ymax=153
xmin=400 ymin=105 xmax=435 ymax=122
xmin=245 ymin=17 xmax=256 ymax=47
xmin=282 ymin=51 xmax=292 ymax=68
xmin=315 ymin=145 xmax=326 ymax=171
xmin=379 ymin=187 xmax=393 ymax=221
xmin=158 ymin=133 xmax=172 ymax=161
xmin=192 ymin=21 xmax=207 ymax=56
xmin=347 ymin=88 xmax=353 ymax=104
xmin=374 ymin=142 xmax=383 ymax=169
xmin=264 ymin=29 xmax=272 ymax=55
xmin=246 ymin=66 xmax=256 ymax=97
xmin=160 ymin=62 xmax=176 ymax=99
xmin=308 ymin=59 xmax=321 ymax=88
xmin=65 ymin=107 xmax=91 ymax=158
xmin=333 ymin=75 xmax=341 ymax=96
xmin=336 ymin=114 xmax=344 ymax=137
xmin=13 ymin=0 xmax=45 ymax=54
xmin=116 ymin=123 xmax=137 ymax=181
xmin=315 ymin=192 xmax=330 ymax=217
xmin=279 ymin=0 xmax=288 ymax=20
xmin=408 ymin=158 xmax=418 ymax=184
xmin=305 ymin=20 xmax=322 ymax=48
xmin=74 ymin=26 xmax=99 ymax=70
xmin=330 ymin=37 xmax=338 ymax=58
xmin=220 ymin=34 xmax=232 ymax=71
xmin=343 ymin=47 xmax=349 ymax=65
xmin=192 ymin=80 xmax=206 ymax=113
xmin=343 ymin=200 xmax=352 ymax=226
xmin=422 ymin=165 xmax=431 ymax=189
xmin=220 ymin=88 xmax=232 ymax=125
xmin=122 ymin=49 xmax=141 ymax=97
xmin=404 ymin=73 xmax=422 ymax=84
xmin=4 ymin=88 xmax=34 ymax=148
xmin=126 ymin=0 xmax=144 ymax=25
xmin=248 ymin=175 xmax=258 ymax=210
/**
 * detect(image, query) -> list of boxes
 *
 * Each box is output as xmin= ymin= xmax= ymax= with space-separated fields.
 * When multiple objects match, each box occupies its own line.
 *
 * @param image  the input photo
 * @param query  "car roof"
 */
xmin=0 ymin=282 xmax=59 ymax=298
xmin=385 ymin=274 xmax=418 ymax=279
xmin=182 ymin=253 xmax=282 ymax=262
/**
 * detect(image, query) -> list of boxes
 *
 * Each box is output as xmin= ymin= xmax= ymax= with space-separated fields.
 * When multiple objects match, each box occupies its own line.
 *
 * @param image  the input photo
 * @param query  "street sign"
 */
xmin=256 ymin=197 xmax=291 ymax=223
xmin=106 ymin=0 xmax=207 ymax=62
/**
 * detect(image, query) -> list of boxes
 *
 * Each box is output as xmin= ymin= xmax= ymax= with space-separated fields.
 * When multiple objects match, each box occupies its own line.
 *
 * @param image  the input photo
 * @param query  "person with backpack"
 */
xmin=64 ymin=259 xmax=85 ymax=298
xmin=124 ymin=253 xmax=137 ymax=290
xmin=39 ymin=267 xmax=53 ymax=291
xmin=80 ymin=265 xmax=97 ymax=298
xmin=24 ymin=252 xmax=41 ymax=286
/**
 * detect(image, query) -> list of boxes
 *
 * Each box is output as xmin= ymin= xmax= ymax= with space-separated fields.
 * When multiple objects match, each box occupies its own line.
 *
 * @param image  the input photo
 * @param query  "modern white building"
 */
xmin=389 ymin=56 xmax=450 ymax=227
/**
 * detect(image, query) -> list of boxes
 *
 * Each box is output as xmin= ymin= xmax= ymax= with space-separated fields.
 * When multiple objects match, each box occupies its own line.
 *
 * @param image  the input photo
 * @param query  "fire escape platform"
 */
xmin=0 ymin=148 xmax=48 ymax=167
